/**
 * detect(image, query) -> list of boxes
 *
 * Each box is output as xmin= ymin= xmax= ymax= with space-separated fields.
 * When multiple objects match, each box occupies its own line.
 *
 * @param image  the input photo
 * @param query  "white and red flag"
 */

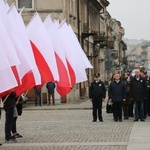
xmin=26 ymin=12 xmax=59 ymax=85
xmin=44 ymin=15 xmax=73 ymax=96
xmin=7 ymin=4 xmax=42 ymax=95
xmin=0 ymin=45 xmax=18 ymax=93
xmin=57 ymin=21 xmax=93 ymax=83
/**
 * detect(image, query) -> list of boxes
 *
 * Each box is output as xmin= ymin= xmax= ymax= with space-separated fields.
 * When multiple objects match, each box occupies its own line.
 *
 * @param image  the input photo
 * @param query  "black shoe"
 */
xmin=5 ymin=138 xmax=17 ymax=143
xmin=124 ymin=117 xmax=129 ymax=120
xmin=114 ymin=119 xmax=118 ymax=122
xmin=140 ymin=119 xmax=145 ymax=122
xmin=99 ymin=119 xmax=103 ymax=122
xmin=15 ymin=133 xmax=23 ymax=138
xmin=0 ymin=143 xmax=2 ymax=146
xmin=119 ymin=119 xmax=122 ymax=122
xmin=133 ymin=119 xmax=138 ymax=122
xmin=93 ymin=120 xmax=97 ymax=122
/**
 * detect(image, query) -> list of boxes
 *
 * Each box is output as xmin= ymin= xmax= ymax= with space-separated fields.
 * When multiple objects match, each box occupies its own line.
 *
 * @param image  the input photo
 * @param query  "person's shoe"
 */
xmin=124 ymin=117 xmax=129 ymax=120
xmin=140 ymin=119 xmax=145 ymax=122
xmin=92 ymin=120 xmax=97 ymax=122
xmin=0 ymin=143 xmax=2 ymax=146
xmin=99 ymin=119 xmax=103 ymax=122
xmin=5 ymin=138 xmax=17 ymax=143
xmin=14 ymin=133 xmax=23 ymax=138
xmin=119 ymin=119 xmax=122 ymax=122
xmin=133 ymin=119 xmax=138 ymax=122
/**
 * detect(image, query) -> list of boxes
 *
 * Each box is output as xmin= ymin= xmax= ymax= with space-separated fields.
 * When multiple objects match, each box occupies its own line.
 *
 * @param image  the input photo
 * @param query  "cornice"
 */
xmin=89 ymin=0 xmax=103 ymax=11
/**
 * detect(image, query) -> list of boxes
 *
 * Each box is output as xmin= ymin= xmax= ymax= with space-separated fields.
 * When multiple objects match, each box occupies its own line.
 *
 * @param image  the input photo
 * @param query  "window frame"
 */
xmin=16 ymin=0 xmax=34 ymax=10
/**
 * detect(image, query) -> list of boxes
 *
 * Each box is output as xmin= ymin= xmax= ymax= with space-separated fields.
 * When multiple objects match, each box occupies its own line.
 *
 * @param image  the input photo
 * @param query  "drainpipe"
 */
xmin=77 ymin=0 xmax=80 ymax=41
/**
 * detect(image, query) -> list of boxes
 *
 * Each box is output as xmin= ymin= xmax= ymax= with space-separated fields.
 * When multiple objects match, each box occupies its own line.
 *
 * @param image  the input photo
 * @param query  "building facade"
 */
xmin=7 ymin=0 xmax=125 ymax=103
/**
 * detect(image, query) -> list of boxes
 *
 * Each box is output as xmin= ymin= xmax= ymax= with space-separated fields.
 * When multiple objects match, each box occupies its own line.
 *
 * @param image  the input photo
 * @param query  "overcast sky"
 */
xmin=107 ymin=0 xmax=150 ymax=40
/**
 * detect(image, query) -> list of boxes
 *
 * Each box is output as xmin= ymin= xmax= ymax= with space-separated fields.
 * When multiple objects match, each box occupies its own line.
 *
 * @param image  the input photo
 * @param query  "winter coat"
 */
xmin=89 ymin=80 xmax=106 ymax=99
xmin=2 ymin=92 xmax=16 ymax=110
xmin=46 ymin=82 xmax=55 ymax=94
xmin=108 ymin=80 xmax=126 ymax=102
xmin=130 ymin=76 xmax=147 ymax=101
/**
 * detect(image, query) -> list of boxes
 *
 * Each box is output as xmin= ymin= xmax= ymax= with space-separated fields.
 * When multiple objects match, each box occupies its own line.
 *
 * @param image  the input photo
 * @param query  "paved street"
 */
xmin=0 ymin=99 xmax=150 ymax=150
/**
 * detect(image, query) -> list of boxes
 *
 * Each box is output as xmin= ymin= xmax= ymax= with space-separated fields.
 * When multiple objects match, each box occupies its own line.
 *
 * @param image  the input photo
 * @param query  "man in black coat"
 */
xmin=130 ymin=69 xmax=147 ymax=121
xmin=89 ymin=73 xmax=106 ymax=122
xmin=108 ymin=73 xmax=126 ymax=122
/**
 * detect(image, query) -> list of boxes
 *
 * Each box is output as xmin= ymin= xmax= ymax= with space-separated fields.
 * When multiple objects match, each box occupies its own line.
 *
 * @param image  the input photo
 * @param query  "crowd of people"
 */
xmin=0 ymin=69 xmax=150 ymax=145
xmin=89 ymin=69 xmax=150 ymax=122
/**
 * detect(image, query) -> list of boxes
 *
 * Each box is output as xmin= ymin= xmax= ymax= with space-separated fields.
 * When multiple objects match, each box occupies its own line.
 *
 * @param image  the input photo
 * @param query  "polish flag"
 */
xmin=68 ymin=24 xmax=93 ymax=69
xmin=0 ymin=2 xmax=21 ymax=95
xmin=58 ymin=22 xmax=91 ymax=83
xmin=7 ymin=4 xmax=42 ymax=95
xmin=0 ymin=1 xmax=20 ymax=67
xmin=44 ymin=15 xmax=73 ymax=96
xmin=26 ymin=12 xmax=59 ymax=84
xmin=0 ymin=45 xmax=18 ymax=93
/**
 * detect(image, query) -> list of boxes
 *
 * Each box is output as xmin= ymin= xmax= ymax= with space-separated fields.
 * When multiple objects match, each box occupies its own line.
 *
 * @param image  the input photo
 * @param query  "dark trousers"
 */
xmin=113 ymin=102 xmax=122 ymax=121
xmin=5 ymin=108 xmax=14 ymax=141
xmin=134 ymin=101 xmax=144 ymax=120
xmin=12 ymin=117 xmax=17 ymax=134
xmin=35 ymin=92 xmax=41 ymax=106
xmin=92 ymin=97 xmax=102 ymax=121
xmin=129 ymin=100 xmax=134 ymax=117
xmin=123 ymin=104 xmax=129 ymax=118
xmin=144 ymin=99 xmax=148 ymax=118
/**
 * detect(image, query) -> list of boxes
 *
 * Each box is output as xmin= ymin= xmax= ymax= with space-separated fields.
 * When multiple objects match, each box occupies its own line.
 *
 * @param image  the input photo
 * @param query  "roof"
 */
xmin=141 ymin=41 xmax=150 ymax=47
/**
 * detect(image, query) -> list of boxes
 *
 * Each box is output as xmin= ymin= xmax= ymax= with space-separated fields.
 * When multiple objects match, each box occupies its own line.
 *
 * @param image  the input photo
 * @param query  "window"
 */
xmin=69 ymin=0 xmax=75 ymax=16
xmin=16 ymin=0 xmax=34 ymax=10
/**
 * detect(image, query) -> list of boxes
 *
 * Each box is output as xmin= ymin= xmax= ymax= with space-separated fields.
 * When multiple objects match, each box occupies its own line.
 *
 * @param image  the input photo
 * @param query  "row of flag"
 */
xmin=0 ymin=0 xmax=93 ymax=98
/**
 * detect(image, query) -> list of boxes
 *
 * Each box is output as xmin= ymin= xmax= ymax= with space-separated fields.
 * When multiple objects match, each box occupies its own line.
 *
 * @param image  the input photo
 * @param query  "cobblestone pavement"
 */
xmin=0 ymin=100 xmax=134 ymax=150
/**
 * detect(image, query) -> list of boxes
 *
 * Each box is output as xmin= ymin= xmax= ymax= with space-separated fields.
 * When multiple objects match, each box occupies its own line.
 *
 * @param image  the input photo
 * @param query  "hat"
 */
xmin=94 ymin=73 xmax=100 ymax=77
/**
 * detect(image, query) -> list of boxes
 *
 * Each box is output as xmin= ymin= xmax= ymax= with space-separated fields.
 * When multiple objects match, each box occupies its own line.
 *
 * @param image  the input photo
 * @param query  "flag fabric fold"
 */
xmin=26 ymin=13 xmax=59 ymax=85
xmin=44 ymin=16 xmax=73 ymax=96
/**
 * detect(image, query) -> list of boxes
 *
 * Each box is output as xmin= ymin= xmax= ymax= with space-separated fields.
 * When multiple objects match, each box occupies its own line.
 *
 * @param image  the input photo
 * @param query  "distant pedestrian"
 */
xmin=46 ymin=82 xmax=56 ymax=105
xmin=108 ymin=73 xmax=126 ymax=122
xmin=34 ymin=86 xmax=41 ymax=106
xmin=130 ymin=69 xmax=147 ymax=122
xmin=89 ymin=73 xmax=106 ymax=122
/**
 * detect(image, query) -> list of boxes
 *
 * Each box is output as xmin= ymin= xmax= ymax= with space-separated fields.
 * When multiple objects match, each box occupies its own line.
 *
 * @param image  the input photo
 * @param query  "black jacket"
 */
xmin=89 ymin=80 xmax=106 ymax=99
xmin=130 ymin=76 xmax=147 ymax=101
xmin=2 ymin=92 xmax=16 ymax=110
xmin=108 ymin=80 xmax=126 ymax=102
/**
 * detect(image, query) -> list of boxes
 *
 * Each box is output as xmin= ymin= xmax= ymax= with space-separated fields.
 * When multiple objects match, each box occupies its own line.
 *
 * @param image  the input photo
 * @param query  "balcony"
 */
xmin=111 ymin=50 xmax=118 ymax=59
xmin=93 ymin=32 xmax=107 ymax=45
xmin=81 ymin=23 xmax=96 ymax=39
xmin=107 ymin=40 xmax=114 ymax=49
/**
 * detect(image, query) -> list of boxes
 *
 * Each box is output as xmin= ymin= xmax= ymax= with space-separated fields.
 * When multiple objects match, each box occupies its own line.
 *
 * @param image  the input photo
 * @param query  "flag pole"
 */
xmin=19 ymin=7 xmax=25 ymax=15
xmin=43 ymin=14 xmax=51 ymax=23
xmin=26 ymin=12 xmax=38 ymax=28
xmin=58 ymin=19 xmax=66 ymax=29
xmin=2 ymin=93 xmax=11 ymax=106
xmin=7 ymin=3 xmax=15 ymax=14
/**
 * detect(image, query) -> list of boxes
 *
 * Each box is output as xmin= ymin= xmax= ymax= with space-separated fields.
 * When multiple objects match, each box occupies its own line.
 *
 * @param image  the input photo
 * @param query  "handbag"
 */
xmin=106 ymin=100 xmax=113 ymax=114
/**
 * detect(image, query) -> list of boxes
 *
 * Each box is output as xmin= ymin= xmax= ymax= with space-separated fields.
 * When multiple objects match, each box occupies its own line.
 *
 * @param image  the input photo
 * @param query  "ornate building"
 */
xmin=7 ymin=0 xmax=125 ymax=103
